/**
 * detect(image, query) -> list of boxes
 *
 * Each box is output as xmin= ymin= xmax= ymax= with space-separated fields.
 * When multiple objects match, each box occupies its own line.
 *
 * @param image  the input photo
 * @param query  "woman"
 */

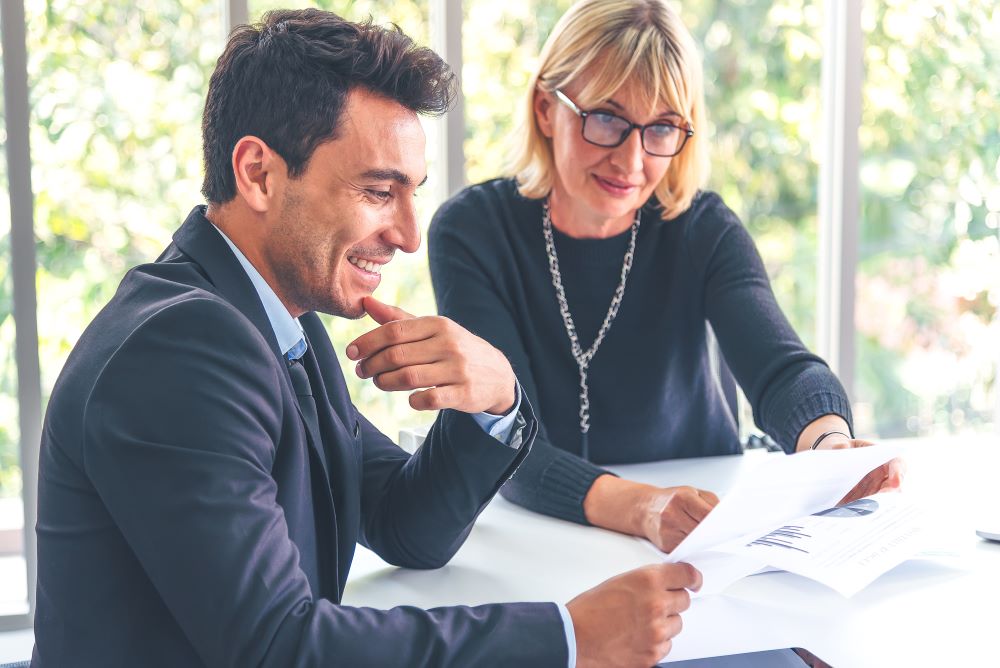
xmin=428 ymin=0 xmax=900 ymax=553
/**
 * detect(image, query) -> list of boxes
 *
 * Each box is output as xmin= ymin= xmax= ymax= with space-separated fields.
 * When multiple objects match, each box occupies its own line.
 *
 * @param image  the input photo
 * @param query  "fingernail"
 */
xmin=346 ymin=344 xmax=359 ymax=360
xmin=355 ymin=362 xmax=363 ymax=378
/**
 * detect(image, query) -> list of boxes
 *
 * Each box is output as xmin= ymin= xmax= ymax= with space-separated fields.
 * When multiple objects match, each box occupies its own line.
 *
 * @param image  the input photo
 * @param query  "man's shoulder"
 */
xmin=107 ymin=258 xmax=244 ymax=342
xmin=58 ymin=259 xmax=267 ymax=400
xmin=44 ymin=257 xmax=278 ymax=466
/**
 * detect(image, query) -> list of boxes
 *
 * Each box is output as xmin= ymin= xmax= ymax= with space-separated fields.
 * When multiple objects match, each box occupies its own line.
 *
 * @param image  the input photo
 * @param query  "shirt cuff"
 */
xmin=470 ymin=382 xmax=523 ymax=446
xmin=557 ymin=602 xmax=577 ymax=668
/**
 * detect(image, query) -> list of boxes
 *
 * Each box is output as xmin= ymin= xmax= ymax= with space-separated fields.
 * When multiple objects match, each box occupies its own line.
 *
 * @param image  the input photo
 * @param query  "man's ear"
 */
xmin=533 ymin=88 xmax=554 ymax=139
xmin=231 ymin=136 xmax=284 ymax=213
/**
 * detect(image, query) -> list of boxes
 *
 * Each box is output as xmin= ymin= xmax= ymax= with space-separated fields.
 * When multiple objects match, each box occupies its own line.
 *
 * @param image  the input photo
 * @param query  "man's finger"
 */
xmin=356 ymin=339 xmax=447 ymax=378
xmin=656 ymin=562 xmax=702 ymax=592
xmin=347 ymin=315 xmax=437 ymax=361
xmin=662 ymin=590 xmax=691 ymax=617
xmin=371 ymin=363 xmax=450 ymax=392
xmin=888 ymin=458 xmax=906 ymax=486
xmin=408 ymin=385 xmax=457 ymax=411
xmin=658 ymin=530 xmax=689 ymax=554
xmin=362 ymin=295 xmax=414 ymax=325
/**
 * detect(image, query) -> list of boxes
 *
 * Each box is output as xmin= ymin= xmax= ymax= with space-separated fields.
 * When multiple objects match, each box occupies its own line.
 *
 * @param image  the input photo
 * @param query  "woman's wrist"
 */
xmin=795 ymin=414 xmax=853 ymax=452
xmin=809 ymin=430 xmax=851 ymax=450
xmin=583 ymin=474 xmax=656 ymax=538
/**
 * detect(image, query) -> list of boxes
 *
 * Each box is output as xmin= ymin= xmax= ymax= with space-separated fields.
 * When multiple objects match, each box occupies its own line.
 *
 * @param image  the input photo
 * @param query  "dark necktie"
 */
xmin=287 ymin=355 xmax=327 ymax=472
xmin=287 ymin=350 xmax=337 ymax=597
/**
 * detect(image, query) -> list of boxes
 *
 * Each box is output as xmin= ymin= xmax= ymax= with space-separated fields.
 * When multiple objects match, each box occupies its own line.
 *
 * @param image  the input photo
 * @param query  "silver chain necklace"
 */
xmin=542 ymin=198 xmax=640 ymax=461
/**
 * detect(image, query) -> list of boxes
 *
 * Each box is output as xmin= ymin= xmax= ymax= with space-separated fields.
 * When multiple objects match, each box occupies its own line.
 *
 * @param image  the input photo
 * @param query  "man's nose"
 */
xmin=386 ymin=198 xmax=421 ymax=254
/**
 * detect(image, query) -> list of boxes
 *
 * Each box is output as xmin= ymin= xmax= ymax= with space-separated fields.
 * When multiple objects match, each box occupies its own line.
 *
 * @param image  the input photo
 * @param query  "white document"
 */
xmin=714 ymin=492 xmax=935 ymax=597
xmin=660 ymin=443 xmax=910 ymax=595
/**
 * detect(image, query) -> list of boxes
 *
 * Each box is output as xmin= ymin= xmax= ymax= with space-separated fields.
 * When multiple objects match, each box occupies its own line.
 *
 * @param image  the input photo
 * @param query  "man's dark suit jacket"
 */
xmin=32 ymin=207 xmax=567 ymax=667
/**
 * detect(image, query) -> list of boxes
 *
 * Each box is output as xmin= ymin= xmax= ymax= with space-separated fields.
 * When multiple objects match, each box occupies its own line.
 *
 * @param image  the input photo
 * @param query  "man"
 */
xmin=32 ymin=9 xmax=700 ymax=667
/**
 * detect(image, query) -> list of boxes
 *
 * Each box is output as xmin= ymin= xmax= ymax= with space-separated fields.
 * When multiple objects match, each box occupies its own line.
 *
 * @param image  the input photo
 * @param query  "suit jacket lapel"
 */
xmin=169 ymin=207 xmax=283 ymax=359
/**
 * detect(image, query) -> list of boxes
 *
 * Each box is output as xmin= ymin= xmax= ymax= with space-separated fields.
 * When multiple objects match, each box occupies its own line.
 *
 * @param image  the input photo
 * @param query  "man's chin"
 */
xmin=322 ymin=293 xmax=368 ymax=320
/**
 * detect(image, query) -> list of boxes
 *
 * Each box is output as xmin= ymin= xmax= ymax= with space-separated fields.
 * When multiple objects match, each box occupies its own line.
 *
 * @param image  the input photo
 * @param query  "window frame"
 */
xmin=1 ymin=0 xmax=40 ymax=632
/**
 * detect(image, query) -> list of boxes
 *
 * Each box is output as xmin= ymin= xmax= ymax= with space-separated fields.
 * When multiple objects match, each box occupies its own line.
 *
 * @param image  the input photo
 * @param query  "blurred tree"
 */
xmin=855 ymin=0 xmax=999 ymax=437
xmin=0 ymin=0 xmax=224 ymax=498
xmin=2 ymin=0 xmax=996 ymax=498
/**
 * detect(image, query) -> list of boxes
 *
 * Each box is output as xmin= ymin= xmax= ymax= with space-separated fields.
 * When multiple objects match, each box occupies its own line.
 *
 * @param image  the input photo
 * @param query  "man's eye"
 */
xmin=367 ymin=189 xmax=391 ymax=201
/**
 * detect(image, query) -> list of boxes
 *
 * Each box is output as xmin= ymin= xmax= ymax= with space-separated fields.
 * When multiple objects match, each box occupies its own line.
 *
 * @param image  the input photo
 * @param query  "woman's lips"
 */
xmin=593 ymin=174 xmax=639 ymax=196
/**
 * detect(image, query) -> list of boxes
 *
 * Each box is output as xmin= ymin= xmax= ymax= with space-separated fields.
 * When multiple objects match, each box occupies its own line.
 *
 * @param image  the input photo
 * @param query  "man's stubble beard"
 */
xmin=269 ymin=190 xmax=364 ymax=320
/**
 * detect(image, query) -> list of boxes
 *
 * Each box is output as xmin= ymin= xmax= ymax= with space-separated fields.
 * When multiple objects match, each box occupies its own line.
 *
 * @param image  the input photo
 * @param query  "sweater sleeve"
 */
xmin=429 ymin=189 xmax=609 ymax=525
xmin=693 ymin=195 xmax=853 ymax=451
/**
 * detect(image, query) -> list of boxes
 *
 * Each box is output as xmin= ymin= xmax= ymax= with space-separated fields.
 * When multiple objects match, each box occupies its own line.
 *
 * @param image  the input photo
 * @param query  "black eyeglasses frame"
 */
xmin=553 ymin=88 xmax=694 ymax=158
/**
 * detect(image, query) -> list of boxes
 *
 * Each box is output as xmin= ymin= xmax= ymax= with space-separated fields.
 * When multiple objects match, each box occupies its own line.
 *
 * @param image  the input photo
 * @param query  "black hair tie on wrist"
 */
xmin=810 ymin=430 xmax=851 ymax=450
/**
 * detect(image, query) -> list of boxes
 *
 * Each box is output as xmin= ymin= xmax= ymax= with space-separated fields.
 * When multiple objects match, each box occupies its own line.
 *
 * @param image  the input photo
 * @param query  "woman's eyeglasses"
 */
xmin=553 ymin=89 xmax=694 ymax=158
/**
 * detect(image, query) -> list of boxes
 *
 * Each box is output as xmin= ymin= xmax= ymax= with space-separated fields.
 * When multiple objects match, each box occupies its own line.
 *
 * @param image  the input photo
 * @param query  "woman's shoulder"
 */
xmin=668 ymin=190 xmax=740 ymax=229
xmin=430 ymin=177 xmax=540 ymax=242
xmin=668 ymin=190 xmax=745 ymax=239
xmin=433 ymin=177 xmax=526 ymax=222
xmin=665 ymin=190 xmax=755 ymax=265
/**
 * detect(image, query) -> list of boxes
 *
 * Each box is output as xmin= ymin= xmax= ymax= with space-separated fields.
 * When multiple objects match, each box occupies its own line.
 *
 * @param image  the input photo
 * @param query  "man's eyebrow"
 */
xmin=606 ymin=98 xmax=682 ymax=120
xmin=361 ymin=169 xmax=428 ymax=187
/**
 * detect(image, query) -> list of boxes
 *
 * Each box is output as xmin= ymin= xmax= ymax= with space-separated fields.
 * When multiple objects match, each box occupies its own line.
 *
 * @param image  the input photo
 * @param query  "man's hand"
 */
xmin=568 ymin=563 xmax=701 ymax=668
xmin=813 ymin=437 xmax=906 ymax=505
xmin=346 ymin=296 xmax=516 ymax=415
xmin=583 ymin=475 xmax=719 ymax=553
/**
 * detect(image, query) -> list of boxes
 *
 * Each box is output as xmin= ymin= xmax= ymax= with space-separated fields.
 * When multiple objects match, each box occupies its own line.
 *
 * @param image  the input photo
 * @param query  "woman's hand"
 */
xmin=796 ymin=415 xmax=905 ymax=505
xmin=583 ymin=475 xmax=719 ymax=553
xmin=638 ymin=485 xmax=720 ymax=553
xmin=813 ymin=436 xmax=906 ymax=504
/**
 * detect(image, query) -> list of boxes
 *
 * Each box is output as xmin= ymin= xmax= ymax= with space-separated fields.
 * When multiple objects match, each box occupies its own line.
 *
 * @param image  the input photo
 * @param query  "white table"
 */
xmin=343 ymin=436 xmax=1000 ymax=665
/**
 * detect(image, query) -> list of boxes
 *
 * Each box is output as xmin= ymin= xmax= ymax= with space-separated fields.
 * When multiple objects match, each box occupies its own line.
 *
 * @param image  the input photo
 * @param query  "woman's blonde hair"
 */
xmin=508 ymin=0 xmax=708 ymax=220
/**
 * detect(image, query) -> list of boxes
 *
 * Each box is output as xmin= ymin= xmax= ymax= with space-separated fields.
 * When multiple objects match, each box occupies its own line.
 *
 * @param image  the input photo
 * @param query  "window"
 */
xmin=2 ymin=0 xmax=996 ymax=629
xmin=685 ymin=1 xmax=823 ymax=346
xmin=28 ymin=0 xmax=224 ymax=411
xmin=854 ymin=1 xmax=999 ymax=437
xmin=0 ymin=0 xmax=226 ymax=622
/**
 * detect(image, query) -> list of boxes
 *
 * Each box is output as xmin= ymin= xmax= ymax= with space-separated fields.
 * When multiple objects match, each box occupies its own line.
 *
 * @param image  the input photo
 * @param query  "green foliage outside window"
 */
xmin=855 ymin=1 xmax=999 ymax=436
xmin=1 ymin=0 xmax=997 ymax=498
xmin=0 ymin=0 xmax=223 ymax=499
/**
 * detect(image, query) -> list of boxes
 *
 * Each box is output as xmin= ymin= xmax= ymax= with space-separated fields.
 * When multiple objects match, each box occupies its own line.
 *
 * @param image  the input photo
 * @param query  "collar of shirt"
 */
xmin=211 ymin=224 xmax=306 ymax=360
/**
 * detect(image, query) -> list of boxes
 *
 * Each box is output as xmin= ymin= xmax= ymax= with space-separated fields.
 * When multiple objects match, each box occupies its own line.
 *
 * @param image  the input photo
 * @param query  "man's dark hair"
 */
xmin=201 ymin=9 xmax=455 ymax=203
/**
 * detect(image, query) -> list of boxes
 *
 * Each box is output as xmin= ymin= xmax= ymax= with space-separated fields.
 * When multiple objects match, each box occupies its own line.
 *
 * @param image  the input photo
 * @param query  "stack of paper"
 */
xmin=659 ymin=444 xmax=941 ymax=597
